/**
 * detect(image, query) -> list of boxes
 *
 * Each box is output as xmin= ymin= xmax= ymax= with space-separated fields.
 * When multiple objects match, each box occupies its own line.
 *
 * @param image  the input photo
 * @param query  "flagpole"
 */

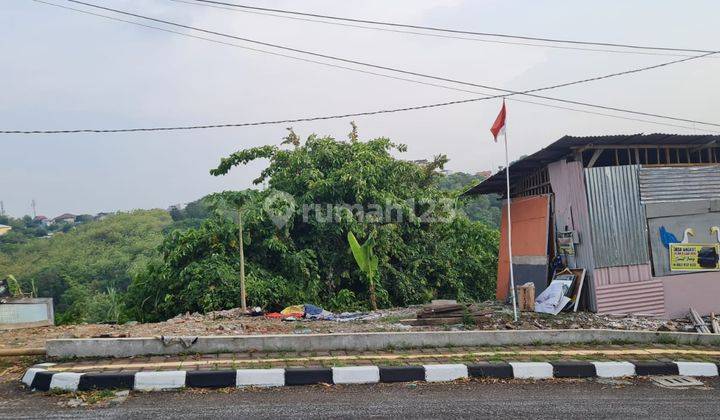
xmin=503 ymin=103 xmax=519 ymax=322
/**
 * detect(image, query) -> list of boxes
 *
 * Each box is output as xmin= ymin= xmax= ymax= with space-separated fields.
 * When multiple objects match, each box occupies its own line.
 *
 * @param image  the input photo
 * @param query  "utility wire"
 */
xmin=18 ymin=0 xmax=719 ymax=135
xmin=10 ymin=1 xmax=719 ymax=135
xmin=171 ymin=0 xmax=713 ymax=59
xmin=186 ymin=0 xmax=716 ymax=55
xmin=57 ymin=0 xmax=720 ymax=128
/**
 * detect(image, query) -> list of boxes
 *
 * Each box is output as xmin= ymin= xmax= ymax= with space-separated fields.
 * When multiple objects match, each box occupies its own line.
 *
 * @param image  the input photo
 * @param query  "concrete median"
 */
xmin=46 ymin=329 xmax=720 ymax=359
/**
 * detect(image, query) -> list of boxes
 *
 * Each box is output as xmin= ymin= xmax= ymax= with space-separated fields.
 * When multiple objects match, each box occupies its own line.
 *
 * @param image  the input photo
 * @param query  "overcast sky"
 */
xmin=1 ymin=0 xmax=719 ymax=218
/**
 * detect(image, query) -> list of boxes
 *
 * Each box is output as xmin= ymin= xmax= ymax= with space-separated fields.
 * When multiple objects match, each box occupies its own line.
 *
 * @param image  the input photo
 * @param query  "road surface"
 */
xmin=1 ymin=378 xmax=718 ymax=419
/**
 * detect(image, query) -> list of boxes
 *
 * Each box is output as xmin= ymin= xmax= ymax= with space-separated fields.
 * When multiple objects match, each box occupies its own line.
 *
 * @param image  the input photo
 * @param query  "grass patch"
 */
xmin=82 ymin=390 xmax=115 ymax=405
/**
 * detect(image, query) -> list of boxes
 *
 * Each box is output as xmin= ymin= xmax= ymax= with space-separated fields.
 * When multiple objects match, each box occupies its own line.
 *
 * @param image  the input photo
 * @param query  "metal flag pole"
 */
xmin=503 ymin=102 xmax=519 ymax=322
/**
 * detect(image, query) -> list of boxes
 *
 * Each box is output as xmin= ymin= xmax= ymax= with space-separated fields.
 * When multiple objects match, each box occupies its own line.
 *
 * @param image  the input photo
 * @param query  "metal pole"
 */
xmin=503 ymin=108 xmax=519 ymax=322
xmin=238 ymin=207 xmax=247 ymax=312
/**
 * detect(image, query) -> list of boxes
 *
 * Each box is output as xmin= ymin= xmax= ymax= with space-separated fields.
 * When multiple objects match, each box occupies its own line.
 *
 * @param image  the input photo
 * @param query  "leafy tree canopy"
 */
xmin=126 ymin=130 xmax=498 ymax=321
xmin=438 ymin=172 xmax=502 ymax=228
xmin=0 ymin=210 xmax=172 ymax=323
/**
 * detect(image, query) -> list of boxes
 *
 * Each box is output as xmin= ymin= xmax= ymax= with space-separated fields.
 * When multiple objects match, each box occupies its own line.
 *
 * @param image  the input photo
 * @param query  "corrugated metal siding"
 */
xmin=639 ymin=165 xmax=720 ymax=203
xmin=548 ymin=160 xmax=597 ymax=311
xmin=595 ymin=279 xmax=665 ymax=315
xmin=585 ymin=165 xmax=649 ymax=268
xmin=593 ymin=263 xmax=653 ymax=286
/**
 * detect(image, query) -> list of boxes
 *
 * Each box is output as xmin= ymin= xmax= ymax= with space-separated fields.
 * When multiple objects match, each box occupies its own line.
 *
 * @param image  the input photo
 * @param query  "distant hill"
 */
xmin=0 ymin=209 xmax=172 ymax=324
xmin=438 ymin=172 xmax=501 ymax=228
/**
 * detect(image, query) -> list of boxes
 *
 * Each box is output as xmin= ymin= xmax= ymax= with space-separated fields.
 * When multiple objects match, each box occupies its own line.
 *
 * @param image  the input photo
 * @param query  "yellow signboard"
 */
xmin=669 ymin=244 xmax=720 ymax=272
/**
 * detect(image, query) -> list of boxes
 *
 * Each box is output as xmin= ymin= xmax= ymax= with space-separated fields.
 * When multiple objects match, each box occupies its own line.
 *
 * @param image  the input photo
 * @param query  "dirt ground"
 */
xmin=0 ymin=301 xmax=696 ymax=350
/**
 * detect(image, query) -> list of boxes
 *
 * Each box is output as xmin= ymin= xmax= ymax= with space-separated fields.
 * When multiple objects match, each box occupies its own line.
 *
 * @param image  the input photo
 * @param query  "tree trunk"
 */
xmin=369 ymin=276 xmax=378 ymax=311
xmin=238 ymin=208 xmax=247 ymax=312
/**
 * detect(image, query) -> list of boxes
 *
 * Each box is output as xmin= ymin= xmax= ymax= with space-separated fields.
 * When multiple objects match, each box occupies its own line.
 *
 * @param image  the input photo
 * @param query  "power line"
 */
xmin=185 ymin=0 xmax=716 ymax=55
xmin=171 ymin=0 xmax=713 ymax=59
xmin=10 ymin=0 xmax=720 ymax=134
xmin=54 ymin=1 xmax=720 ymax=128
xmin=19 ymin=0 xmax=718 ymax=135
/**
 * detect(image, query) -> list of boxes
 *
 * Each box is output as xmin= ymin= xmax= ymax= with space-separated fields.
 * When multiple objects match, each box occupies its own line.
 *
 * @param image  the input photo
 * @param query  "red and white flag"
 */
xmin=490 ymin=100 xmax=506 ymax=142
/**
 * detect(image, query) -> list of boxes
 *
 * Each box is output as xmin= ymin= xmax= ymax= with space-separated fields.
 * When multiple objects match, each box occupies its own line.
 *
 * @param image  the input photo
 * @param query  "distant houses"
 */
xmin=40 ymin=212 xmax=115 ymax=227
xmin=52 ymin=213 xmax=77 ymax=224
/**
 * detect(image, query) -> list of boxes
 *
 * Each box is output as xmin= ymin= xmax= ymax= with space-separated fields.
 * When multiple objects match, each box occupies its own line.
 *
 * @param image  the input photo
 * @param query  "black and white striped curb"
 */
xmin=22 ymin=361 xmax=720 ymax=392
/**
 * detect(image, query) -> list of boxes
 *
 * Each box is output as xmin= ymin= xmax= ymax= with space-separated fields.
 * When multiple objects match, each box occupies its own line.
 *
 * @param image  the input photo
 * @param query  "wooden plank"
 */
xmin=689 ymin=307 xmax=710 ymax=333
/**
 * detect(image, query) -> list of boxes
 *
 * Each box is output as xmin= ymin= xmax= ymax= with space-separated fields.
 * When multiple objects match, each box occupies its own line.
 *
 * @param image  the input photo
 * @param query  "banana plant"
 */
xmin=347 ymin=231 xmax=380 ymax=310
xmin=6 ymin=275 xmax=24 ymax=298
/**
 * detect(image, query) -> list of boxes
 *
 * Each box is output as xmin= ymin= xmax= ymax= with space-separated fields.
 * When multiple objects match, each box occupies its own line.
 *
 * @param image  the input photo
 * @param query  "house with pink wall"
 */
xmin=465 ymin=134 xmax=720 ymax=318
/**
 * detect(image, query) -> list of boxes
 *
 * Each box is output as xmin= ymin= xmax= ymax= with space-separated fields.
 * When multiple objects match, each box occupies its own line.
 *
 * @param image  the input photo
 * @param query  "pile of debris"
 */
xmin=406 ymin=301 xmax=492 ymax=326
xmin=689 ymin=307 xmax=720 ymax=334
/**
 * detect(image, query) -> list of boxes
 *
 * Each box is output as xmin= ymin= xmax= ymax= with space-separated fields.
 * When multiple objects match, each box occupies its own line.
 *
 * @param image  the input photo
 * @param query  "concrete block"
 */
xmin=285 ymin=368 xmax=333 ymax=386
xmin=0 ymin=298 xmax=54 ymax=329
xmin=467 ymin=362 xmax=514 ymax=378
xmin=592 ymin=362 xmax=635 ymax=378
xmin=551 ymin=361 xmax=596 ymax=378
xmin=22 ymin=368 xmax=45 ymax=387
xmin=423 ymin=364 xmax=468 ymax=382
xmin=186 ymin=370 xmax=236 ymax=388
xmin=30 ymin=371 xmax=54 ymax=391
xmin=49 ymin=372 xmax=83 ymax=391
xmin=675 ymin=362 xmax=718 ymax=377
xmin=379 ymin=366 xmax=425 ymax=383
xmin=332 ymin=366 xmax=380 ymax=384
xmin=78 ymin=372 xmax=135 ymax=391
xmin=510 ymin=362 xmax=553 ymax=379
xmin=633 ymin=361 xmax=679 ymax=376
xmin=236 ymin=369 xmax=285 ymax=387
xmin=46 ymin=330 xmax=720 ymax=359
xmin=134 ymin=371 xmax=186 ymax=391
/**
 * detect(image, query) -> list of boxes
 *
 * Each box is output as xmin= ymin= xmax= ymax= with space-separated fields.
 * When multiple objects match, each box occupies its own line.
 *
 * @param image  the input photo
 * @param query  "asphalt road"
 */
xmin=2 ymin=379 xmax=719 ymax=419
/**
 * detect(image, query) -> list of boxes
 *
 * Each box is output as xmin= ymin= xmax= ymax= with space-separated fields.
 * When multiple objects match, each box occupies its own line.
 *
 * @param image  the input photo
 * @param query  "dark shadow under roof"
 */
xmin=463 ymin=133 xmax=720 ymax=196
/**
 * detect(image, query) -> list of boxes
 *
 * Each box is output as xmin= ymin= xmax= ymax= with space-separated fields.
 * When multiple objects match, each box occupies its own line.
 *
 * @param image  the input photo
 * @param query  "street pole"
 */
xmin=503 ymin=111 xmax=519 ymax=323
xmin=238 ymin=207 xmax=247 ymax=312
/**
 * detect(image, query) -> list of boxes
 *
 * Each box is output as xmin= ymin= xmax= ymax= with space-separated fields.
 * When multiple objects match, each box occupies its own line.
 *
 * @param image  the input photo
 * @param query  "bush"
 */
xmin=126 ymin=133 xmax=499 ymax=320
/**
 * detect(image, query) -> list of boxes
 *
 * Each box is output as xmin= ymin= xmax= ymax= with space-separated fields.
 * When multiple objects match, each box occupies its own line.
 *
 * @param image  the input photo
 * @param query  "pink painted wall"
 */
xmin=663 ymin=272 xmax=720 ymax=318
xmin=594 ymin=263 xmax=652 ymax=286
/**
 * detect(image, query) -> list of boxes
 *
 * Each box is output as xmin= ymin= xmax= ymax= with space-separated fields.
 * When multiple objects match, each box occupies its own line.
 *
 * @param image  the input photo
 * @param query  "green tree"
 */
xmin=127 ymin=129 xmax=499 ymax=320
xmin=438 ymin=172 xmax=502 ymax=228
xmin=0 ymin=210 xmax=171 ymax=323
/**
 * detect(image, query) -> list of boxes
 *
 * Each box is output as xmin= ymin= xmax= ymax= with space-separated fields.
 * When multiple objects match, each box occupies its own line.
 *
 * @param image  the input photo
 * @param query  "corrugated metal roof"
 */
xmin=639 ymin=165 xmax=720 ymax=203
xmin=585 ymin=165 xmax=650 ymax=268
xmin=464 ymin=134 xmax=720 ymax=196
